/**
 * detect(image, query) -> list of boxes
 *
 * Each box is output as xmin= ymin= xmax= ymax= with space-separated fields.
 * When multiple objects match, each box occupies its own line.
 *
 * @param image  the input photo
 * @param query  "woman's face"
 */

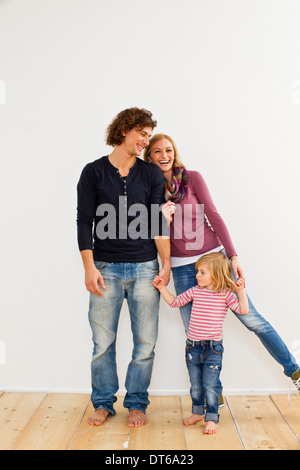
xmin=148 ymin=138 xmax=175 ymax=174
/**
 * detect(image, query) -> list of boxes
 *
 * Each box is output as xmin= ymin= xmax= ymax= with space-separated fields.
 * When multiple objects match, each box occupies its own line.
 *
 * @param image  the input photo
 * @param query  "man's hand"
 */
xmin=158 ymin=265 xmax=171 ymax=286
xmin=85 ymin=266 xmax=106 ymax=296
xmin=80 ymin=250 xmax=106 ymax=296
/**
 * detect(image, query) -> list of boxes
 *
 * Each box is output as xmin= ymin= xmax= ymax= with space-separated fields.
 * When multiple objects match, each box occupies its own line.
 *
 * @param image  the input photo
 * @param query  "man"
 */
xmin=77 ymin=108 xmax=170 ymax=427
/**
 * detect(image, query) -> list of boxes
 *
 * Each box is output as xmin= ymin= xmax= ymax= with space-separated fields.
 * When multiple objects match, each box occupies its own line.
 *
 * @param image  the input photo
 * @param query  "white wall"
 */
xmin=0 ymin=0 xmax=300 ymax=395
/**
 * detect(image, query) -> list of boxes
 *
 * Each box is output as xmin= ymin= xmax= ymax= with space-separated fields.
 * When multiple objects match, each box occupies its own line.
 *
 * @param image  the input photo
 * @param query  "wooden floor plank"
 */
xmin=11 ymin=393 xmax=90 ymax=450
xmin=270 ymin=394 xmax=300 ymax=442
xmin=227 ymin=395 xmax=300 ymax=450
xmin=70 ymin=397 xmax=130 ymax=450
xmin=181 ymin=395 xmax=244 ymax=450
xmin=128 ymin=396 xmax=186 ymax=450
xmin=0 ymin=392 xmax=46 ymax=450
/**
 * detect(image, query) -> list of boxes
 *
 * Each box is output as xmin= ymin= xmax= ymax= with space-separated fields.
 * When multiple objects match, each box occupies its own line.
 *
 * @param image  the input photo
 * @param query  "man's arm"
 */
xmin=154 ymin=236 xmax=171 ymax=286
xmin=80 ymin=249 xmax=106 ymax=296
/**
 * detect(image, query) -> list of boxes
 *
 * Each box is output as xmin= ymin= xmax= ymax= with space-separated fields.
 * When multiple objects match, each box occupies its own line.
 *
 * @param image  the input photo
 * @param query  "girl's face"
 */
xmin=147 ymin=138 xmax=175 ymax=174
xmin=196 ymin=264 xmax=214 ymax=290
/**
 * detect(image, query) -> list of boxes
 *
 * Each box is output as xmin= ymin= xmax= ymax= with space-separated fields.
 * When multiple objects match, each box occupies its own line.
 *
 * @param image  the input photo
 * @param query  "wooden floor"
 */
xmin=0 ymin=391 xmax=299 ymax=450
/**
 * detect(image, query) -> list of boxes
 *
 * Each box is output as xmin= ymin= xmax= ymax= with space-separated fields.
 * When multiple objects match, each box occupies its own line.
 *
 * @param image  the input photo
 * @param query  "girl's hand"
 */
xmin=152 ymin=275 xmax=165 ymax=291
xmin=235 ymin=278 xmax=246 ymax=291
xmin=162 ymin=201 xmax=176 ymax=223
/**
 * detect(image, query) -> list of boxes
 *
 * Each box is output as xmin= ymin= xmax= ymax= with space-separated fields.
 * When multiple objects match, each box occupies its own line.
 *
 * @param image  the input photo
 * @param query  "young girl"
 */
xmin=153 ymin=252 xmax=249 ymax=435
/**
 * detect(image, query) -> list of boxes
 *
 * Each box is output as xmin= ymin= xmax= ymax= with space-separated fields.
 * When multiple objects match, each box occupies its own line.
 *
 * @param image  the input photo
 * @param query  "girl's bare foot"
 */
xmin=183 ymin=414 xmax=204 ymax=426
xmin=88 ymin=408 xmax=110 ymax=426
xmin=128 ymin=409 xmax=147 ymax=427
xmin=204 ymin=420 xmax=217 ymax=434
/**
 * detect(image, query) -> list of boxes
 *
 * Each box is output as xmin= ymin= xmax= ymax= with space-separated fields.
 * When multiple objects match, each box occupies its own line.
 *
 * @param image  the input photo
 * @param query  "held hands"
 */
xmin=152 ymin=275 xmax=165 ymax=291
xmin=162 ymin=201 xmax=176 ymax=224
xmin=152 ymin=275 xmax=175 ymax=305
xmin=235 ymin=277 xmax=246 ymax=292
xmin=234 ymin=277 xmax=249 ymax=315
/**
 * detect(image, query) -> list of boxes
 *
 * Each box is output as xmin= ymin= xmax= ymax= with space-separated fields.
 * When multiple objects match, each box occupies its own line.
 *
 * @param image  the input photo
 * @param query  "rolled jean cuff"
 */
xmin=94 ymin=405 xmax=116 ymax=416
xmin=192 ymin=405 xmax=205 ymax=416
xmin=127 ymin=405 xmax=147 ymax=414
xmin=205 ymin=412 xmax=219 ymax=423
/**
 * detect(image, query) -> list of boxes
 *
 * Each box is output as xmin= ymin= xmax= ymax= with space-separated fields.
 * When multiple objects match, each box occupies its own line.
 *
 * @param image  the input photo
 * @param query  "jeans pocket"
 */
xmin=185 ymin=339 xmax=194 ymax=353
xmin=211 ymin=341 xmax=224 ymax=355
xmin=94 ymin=261 xmax=112 ymax=271
xmin=140 ymin=260 xmax=159 ymax=271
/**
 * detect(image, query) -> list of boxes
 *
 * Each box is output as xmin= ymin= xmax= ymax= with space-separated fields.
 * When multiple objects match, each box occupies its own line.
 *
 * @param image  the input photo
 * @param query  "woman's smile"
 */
xmin=148 ymin=138 xmax=175 ymax=175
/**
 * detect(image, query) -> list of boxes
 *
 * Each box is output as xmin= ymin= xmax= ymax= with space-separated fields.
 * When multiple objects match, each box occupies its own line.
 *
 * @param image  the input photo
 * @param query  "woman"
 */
xmin=144 ymin=134 xmax=300 ymax=394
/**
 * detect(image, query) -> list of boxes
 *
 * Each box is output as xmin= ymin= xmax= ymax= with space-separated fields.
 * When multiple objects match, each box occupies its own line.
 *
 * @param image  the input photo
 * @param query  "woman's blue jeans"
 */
xmin=172 ymin=260 xmax=298 ymax=378
xmin=186 ymin=339 xmax=223 ymax=423
xmin=88 ymin=260 xmax=160 ymax=415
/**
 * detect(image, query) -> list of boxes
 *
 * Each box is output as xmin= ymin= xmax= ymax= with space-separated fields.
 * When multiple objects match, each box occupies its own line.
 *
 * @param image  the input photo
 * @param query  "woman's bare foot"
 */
xmin=204 ymin=420 xmax=217 ymax=434
xmin=183 ymin=414 xmax=204 ymax=426
xmin=128 ymin=409 xmax=147 ymax=428
xmin=88 ymin=408 xmax=110 ymax=426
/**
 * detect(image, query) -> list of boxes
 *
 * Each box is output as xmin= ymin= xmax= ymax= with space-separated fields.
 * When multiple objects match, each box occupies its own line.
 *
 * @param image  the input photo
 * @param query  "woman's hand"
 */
xmin=162 ymin=201 xmax=176 ymax=224
xmin=230 ymin=255 xmax=245 ymax=281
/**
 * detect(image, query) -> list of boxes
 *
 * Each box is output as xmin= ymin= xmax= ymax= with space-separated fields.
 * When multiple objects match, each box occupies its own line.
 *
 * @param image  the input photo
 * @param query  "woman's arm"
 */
xmin=189 ymin=171 xmax=246 ymax=280
xmin=189 ymin=171 xmax=237 ymax=258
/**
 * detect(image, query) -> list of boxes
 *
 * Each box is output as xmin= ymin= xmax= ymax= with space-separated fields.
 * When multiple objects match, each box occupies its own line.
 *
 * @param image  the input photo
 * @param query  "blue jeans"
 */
xmin=172 ymin=259 xmax=299 ymax=378
xmin=88 ymin=260 xmax=160 ymax=415
xmin=186 ymin=339 xmax=223 ymax=423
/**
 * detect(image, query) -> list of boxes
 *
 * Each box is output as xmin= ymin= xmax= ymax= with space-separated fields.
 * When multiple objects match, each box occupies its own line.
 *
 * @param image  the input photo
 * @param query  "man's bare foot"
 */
xmin=128 ymin=409 xmax=147 ymax=428
xmin=88 ymin=408 xmax=110 ymax=426
xmin=183 ymin=414 xmax=204 ymax=426
xmin=204 ymin=420 xmax=217 ymax=434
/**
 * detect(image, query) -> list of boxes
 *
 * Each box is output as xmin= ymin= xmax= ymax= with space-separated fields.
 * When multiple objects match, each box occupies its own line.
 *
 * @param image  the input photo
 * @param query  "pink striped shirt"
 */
xmin=169 ymin=286 xmax=242 ymax=341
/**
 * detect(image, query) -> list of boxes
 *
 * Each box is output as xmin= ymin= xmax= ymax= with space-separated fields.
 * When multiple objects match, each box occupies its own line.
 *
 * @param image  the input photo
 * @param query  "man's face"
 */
xmin=123 ymin=127 xmax=153 ymax=156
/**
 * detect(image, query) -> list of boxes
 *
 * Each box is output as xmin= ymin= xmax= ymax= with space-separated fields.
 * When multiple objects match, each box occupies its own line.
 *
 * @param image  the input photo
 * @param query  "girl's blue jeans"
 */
xmin=186 ymin=339 xmax=223 ymax=423
xmin=172 ymin=258 xmax=299 ymax=378
xmin=88 ymin=259 xmax=160 ymax=416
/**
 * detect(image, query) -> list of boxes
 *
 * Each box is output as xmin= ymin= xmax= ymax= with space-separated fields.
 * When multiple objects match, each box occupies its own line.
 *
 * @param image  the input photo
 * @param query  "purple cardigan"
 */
xmin=169 ymin=170 xmax=237 ymax=258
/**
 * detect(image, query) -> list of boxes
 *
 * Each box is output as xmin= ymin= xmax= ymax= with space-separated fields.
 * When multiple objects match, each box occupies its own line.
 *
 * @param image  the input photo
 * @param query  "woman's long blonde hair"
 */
xmin=195 ymin=252 xmax=236 ymax=293
xmin=143 ymin=133 xmax=185 ymax=168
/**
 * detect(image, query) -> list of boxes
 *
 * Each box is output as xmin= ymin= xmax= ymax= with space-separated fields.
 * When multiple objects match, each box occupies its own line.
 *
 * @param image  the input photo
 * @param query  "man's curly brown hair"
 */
xmin=106 ymin=107 xmax=157 ymax=147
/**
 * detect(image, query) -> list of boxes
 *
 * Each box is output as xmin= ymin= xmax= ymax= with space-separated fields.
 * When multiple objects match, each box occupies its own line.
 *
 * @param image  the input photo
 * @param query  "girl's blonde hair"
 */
xmin=143 ymin=133 xmax=185 ymax=168
xmin=195 ymin=252 xmax=236 ymax=293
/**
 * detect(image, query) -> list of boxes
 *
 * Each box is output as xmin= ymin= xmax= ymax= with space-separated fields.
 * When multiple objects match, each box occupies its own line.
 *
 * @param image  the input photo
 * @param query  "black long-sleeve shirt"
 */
xmin=77 ymin=156 xmax=166 ymax=262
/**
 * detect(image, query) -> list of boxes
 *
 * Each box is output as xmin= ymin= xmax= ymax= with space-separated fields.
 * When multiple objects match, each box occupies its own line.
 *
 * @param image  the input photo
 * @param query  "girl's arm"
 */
xmin=235 ymin=279 xmax=249 ymax=315
xmin=153 ymin=276 xmax=195 ymax=308
xmin=152 ymin=276 xmax=175 ymax=305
